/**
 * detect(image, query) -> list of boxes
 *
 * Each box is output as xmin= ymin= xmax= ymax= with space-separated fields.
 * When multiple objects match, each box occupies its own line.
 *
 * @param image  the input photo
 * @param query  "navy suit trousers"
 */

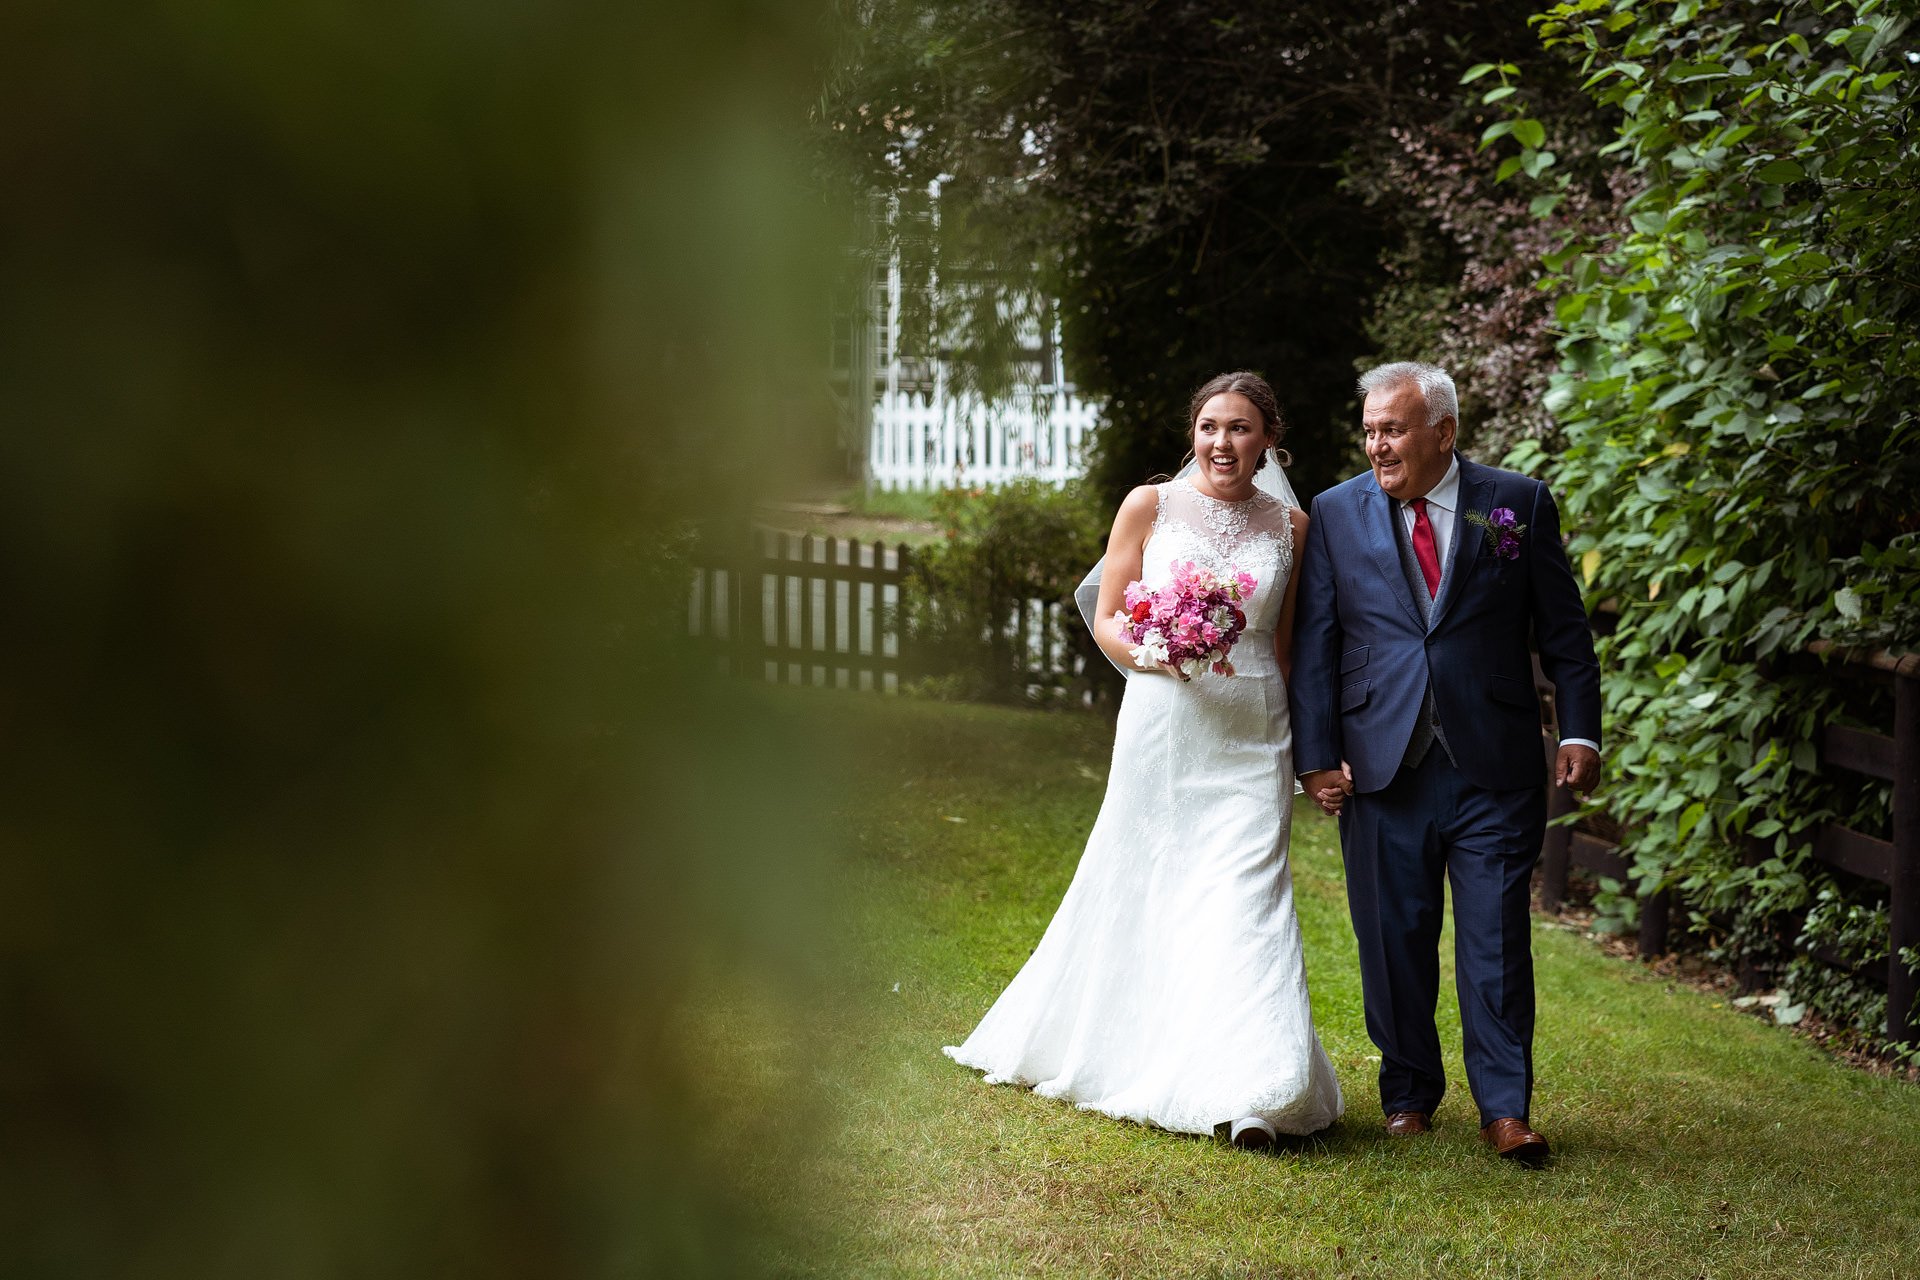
xmin=1339 ymin=750 xmax=1547 ymax=1127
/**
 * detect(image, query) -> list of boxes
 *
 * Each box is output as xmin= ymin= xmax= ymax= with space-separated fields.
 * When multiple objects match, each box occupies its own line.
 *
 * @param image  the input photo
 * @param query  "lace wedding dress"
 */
xmin=945 ymin=477 xmax=1343 ymax=1136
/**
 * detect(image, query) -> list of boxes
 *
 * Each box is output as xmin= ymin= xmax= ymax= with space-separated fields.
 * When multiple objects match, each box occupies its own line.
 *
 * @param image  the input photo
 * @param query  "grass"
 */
xmin=741 ymin=696 xmax=1920 ymax=1278
xmin=756 ymin=485 xmax=946 ymax=547
xmin=837 ymin=485 xmax=943 ymax=524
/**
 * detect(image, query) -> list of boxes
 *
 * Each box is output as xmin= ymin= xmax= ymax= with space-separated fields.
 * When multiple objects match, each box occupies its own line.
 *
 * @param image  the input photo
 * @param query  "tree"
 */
xmin=825 ymin=0 xmax=1573 ymax=502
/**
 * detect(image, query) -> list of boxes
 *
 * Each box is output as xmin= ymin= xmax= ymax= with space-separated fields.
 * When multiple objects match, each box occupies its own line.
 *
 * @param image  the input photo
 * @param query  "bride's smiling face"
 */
xmin=1191 ymin=393 xmax=1271 ymax=498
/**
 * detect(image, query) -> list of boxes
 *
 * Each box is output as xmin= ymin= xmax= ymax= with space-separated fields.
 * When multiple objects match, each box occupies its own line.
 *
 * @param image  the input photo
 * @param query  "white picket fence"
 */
xmin=867 ymin=388 xmax=1098 ymax=491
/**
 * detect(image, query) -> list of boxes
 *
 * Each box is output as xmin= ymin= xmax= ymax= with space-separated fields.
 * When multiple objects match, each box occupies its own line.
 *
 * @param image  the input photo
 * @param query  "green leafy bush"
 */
xmin=1787 ymin=886 xmax=1893 ymax=1041
xmin=897 ymin=480 xmax=1108 ymax=703
xmin=1483 ymin=0 xmax=1919 ymax=1047
xmin=1830 ymin=534 xmax=1920 ymax=650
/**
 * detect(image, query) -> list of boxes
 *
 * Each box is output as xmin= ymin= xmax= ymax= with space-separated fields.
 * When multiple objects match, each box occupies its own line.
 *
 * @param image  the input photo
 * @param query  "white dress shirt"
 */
xmin=1400 ymin=455 xmax=1599 ymax=755
xmin=1397 ymin=455 xmax=1461 ymax=571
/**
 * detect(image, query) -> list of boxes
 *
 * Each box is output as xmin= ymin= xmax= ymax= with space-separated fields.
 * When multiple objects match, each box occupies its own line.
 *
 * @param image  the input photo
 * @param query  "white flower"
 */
xmin=1130 ymin=643 xmax=1169 ymax=668
xmin=1130 ymin=629 xmax=1170 ymax=669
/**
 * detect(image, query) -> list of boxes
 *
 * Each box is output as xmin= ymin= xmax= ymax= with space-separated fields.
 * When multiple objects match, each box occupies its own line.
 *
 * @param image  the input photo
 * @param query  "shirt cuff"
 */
xmin=1558 ymin=737 xmax=1600 ymax=753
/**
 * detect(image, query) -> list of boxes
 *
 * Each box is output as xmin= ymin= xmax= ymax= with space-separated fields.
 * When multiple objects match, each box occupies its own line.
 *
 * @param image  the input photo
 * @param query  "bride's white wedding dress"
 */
xmin=945 ymin=476 xmax=1343 ymax=1136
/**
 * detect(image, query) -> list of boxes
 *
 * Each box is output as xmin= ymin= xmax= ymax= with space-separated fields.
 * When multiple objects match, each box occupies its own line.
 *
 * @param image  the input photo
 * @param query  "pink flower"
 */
xmin=1114 ymin=562 xmax=1253 ymax=678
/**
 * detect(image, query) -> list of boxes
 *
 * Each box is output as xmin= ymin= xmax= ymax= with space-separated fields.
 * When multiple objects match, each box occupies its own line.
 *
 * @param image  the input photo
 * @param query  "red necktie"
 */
xmin=1410 ymin=498 xmax=1440 ymax=598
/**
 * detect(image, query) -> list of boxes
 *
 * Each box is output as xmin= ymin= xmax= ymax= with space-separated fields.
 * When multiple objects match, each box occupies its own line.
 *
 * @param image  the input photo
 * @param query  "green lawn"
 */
xmin=752 ymin=697 xmax=1920 ymax=1278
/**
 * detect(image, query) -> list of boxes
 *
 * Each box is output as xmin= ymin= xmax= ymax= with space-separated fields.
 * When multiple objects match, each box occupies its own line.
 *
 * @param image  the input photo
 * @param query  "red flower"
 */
xmin=1130 ymin=600 xmax=1152 ymax=622
xmin=1229 ymin=605 xmax=1246 ymax=631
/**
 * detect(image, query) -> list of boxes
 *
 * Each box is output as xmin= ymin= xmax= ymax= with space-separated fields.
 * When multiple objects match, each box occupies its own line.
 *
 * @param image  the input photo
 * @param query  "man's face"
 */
xmin=1363 ymin=381 xmax=1455 ymax=500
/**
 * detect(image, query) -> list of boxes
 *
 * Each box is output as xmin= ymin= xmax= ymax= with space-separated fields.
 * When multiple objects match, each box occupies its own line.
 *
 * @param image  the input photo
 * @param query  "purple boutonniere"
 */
xmin=1464 ymin=506 xmax=1526 ymax=560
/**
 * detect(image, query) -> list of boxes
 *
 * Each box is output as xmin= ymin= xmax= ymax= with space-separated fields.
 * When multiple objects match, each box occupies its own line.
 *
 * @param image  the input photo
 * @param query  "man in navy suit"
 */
xmin=1293 ymin=361 xmax=1601 ymax=1165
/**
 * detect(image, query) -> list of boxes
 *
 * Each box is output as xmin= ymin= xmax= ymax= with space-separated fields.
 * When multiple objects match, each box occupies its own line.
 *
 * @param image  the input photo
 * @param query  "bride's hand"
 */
xmin=1157 ymin=663 xmax=1191 ymax=682
xmin=1301 ymin=764 xmax=1353 ymax=815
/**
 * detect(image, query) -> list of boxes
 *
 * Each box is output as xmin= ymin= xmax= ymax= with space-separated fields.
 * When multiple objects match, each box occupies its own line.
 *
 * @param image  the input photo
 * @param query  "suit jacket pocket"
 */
xmin=1340 ymin=679 xmax=1372 ymax=711
xmin=1489 ymin=674 xmax=1535 ymax=709
xmin=1340 ymin=644 xmax=1370 ymax=674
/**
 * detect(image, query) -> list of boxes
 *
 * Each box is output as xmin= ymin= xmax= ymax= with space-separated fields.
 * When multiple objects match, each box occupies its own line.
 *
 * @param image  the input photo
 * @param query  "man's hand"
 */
xmin=1301 ymin=763 xmax=1353 ymax=816
xmin=1555 ymin=744 xmax=1601 ymax=794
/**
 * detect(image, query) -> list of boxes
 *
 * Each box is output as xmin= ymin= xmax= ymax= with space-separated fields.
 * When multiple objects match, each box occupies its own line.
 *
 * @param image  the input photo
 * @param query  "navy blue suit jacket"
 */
xmin=1292 ymin=455 xmax=1601 ymax=794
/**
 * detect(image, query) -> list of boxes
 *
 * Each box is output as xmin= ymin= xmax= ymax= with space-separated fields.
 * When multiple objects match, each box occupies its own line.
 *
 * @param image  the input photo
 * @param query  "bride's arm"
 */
xmin=1093 ymin=485 xmax=1166 ymax=674
xmin=1272 ymin=506 xmax=1311 ymax=684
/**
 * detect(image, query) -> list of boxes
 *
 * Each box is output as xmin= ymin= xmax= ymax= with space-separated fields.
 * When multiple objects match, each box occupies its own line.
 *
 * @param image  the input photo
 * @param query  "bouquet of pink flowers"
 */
xmin=1114 ymin=560 xmax=1256 ymax=677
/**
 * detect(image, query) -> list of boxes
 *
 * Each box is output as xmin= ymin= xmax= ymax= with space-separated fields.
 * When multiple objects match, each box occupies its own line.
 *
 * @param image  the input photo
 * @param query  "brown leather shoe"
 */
xmin=1383 ymin=1111 xmax=1431 ymax=1136
xmin=1481 ymin=1117 xmax=1549 ymax=1165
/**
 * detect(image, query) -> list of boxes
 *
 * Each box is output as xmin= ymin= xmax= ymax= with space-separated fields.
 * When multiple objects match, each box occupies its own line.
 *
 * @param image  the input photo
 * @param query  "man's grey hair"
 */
xmin=1357 ymin=361 xmax=1459 ymax=430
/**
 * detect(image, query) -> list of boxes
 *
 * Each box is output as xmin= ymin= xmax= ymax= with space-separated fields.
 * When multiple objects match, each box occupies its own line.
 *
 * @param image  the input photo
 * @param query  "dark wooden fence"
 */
xmin=1533 ymin=646 xmax=1920 ymax=1042
xmin=688 ymin=529 xmax=1086 ymax=695
xmin=689 ymin=532 xmax=911 ymax=691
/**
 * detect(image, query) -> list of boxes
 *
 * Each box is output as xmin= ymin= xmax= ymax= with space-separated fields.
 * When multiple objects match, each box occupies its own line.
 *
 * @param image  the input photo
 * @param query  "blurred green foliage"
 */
xmin=0 ymin=1 xmax=861 ymax=1273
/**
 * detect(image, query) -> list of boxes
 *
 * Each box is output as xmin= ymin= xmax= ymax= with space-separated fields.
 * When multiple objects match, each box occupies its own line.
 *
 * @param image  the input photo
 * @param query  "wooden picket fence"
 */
xmin=688 ymin=532 xmax=910 ymax=691
xmin=687 ymin=530 xmax=1087 ymax=696
xmin=1533 ymin=646 xmax=1920 ymax=1042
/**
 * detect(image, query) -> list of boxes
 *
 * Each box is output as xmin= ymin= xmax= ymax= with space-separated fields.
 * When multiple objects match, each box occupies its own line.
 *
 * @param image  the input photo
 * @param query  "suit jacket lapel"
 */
xmin=1361 ymin=480 xmax=1425 ymax=630
xmin=1431 ymin=455 xmax=1494 ymax=629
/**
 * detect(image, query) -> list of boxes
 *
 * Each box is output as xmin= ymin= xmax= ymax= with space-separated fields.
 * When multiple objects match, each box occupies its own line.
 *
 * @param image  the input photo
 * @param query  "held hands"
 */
xmin=1303 ymin=750 xmax=1597 ymax=811
xmin=1555 ymin=744 xmax=1601 ymax=795
xmin=1300 ymin=763 xmax=1353 ymax=817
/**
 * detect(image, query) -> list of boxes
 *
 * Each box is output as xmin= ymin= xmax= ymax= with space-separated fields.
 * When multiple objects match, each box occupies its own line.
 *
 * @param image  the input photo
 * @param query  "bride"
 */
xmin=944 ymin=371 xmax=1343 ymax=1148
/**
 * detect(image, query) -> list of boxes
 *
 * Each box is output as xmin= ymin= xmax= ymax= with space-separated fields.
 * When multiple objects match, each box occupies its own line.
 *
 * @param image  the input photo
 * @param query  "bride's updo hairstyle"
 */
xmin=1186 ymin=371 xmax=1290 ymax=469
